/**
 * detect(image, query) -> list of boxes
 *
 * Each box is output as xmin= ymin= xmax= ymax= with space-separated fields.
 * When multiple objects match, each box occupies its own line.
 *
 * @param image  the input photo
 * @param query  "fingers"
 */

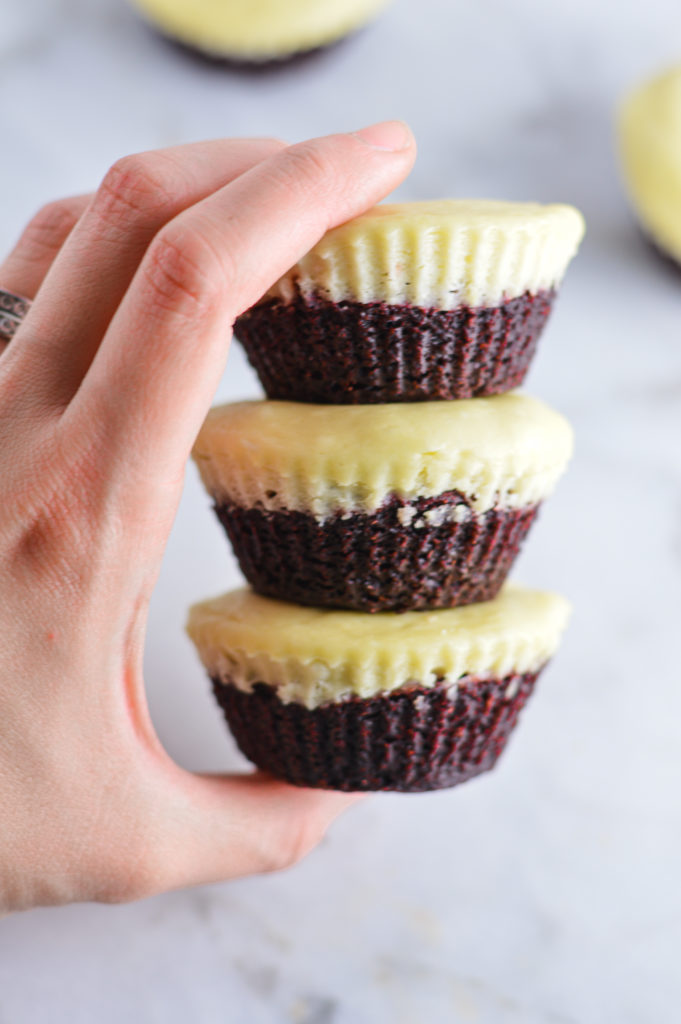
xmin=74 ymin=122 xmax=416 ymax=484
xmin=151 ymin=771 xmax=363 ymax=894
xmin=0 ymin=195 xmax=90 ymax=298
xmin=4 ymin=137 xmax=286 ymax=408
xmin=0 ymin=195 xmax=89 ymax=355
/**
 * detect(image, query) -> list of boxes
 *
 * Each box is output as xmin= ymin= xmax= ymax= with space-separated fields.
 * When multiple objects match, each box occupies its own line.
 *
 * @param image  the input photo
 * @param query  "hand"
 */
xmin=0 ymin=122 xmax=416 ymax=912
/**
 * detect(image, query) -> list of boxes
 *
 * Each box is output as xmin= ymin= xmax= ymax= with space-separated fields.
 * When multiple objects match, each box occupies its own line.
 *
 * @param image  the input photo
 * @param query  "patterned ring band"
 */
xmin=0 ymin=288 xmax=32 ymax=342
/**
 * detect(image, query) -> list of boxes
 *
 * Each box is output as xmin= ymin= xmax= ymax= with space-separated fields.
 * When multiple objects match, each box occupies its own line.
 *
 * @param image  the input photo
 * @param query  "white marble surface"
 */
xmin=1 ymin=1 xmax=681 ymax=1021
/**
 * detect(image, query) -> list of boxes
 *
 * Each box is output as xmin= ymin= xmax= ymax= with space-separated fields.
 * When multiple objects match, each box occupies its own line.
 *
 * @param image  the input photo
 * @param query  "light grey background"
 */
xmin=1 ymin=1 xmax=681 ymax=1021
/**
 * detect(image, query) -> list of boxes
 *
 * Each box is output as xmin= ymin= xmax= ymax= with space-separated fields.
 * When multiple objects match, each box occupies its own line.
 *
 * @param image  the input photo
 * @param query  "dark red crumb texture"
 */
xmin=234 ymin=289 xmax=556 ymax=404
xmin=215 ymin=491 xmax=538 ymax=612
xmin=212 ymin=669 xmax=542 ymax=792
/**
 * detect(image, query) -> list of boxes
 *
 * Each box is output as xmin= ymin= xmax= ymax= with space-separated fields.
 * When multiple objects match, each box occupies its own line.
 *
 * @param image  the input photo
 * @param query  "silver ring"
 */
xmin=0 ymin=288 xmax=31 ymax=319
xmin=0 ymin=288 xmax=32 ymax=342
xmin=0 ymin=313 xmax=23 ymax=341
xmin=0 ymin=289 xmax=31 ymax=342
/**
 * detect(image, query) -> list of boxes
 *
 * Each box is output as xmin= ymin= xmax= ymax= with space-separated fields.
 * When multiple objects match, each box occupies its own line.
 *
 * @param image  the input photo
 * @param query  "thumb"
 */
xmin=149 ymin=769 xmax=364 ymax=894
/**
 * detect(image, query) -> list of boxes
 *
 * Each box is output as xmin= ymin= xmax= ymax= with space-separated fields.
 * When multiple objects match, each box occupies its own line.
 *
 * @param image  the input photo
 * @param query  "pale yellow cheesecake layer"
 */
xmin=187 ymin=585 xmax=571 ymax=708
xmin=192 ymin=394 xmax=574 ymax=517
xmin=130 ymin=0 xmax=391 ymax=59
xmin=620 ymin=65 xmax=681 ymax=262
xmin=263 ymin=200 xmax=585 ymax=309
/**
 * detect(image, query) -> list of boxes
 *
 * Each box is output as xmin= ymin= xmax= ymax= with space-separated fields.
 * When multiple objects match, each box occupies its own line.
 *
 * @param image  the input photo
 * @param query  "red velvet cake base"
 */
xmin=214 ymin=492 xmax=538 ymax=612
xmin=211 ymin=670 xmax=542 ymax=792
xmin=234 ymin=290 xmax=556 ymax=403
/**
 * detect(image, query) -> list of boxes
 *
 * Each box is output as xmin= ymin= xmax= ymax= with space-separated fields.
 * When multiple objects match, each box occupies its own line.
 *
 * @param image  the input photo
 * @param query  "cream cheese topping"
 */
xmin=187 ymin=585 xmax=571 ymax=709
xmin=130 ymin=0 xmax=391 ymax=59
xmin=263 ymin=200 xmax=585 ymax=310
xmin=192 ymin=394 xmax=574 ymax=517
xmin=619 ymin=65 xmax=681 ymax=262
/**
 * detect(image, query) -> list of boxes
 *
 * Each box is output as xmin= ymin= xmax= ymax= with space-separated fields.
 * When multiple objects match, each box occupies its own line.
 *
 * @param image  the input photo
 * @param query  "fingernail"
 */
xmin=352 ymin=120 xmax=411 ymax=152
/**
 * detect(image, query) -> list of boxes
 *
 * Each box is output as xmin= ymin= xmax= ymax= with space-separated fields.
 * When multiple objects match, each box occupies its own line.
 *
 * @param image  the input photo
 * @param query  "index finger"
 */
xmin=69 ymin=122 xmax=416 ymax=485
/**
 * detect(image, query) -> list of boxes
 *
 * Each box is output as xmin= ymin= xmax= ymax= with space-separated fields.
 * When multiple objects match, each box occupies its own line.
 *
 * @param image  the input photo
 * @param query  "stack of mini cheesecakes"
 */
xmin=187 ymin=200 xmax=584 ymax=791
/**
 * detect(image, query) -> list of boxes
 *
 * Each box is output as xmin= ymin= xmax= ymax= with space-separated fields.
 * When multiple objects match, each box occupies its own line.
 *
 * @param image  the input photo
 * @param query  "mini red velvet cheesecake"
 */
xmin=234 ymin=200 xmax=584 ymax=404
xmin=192 ymin=393 xmax=573 ymax=613
xmin=186 ymin=584 xmax=571 ymax=792
xmin=129 ymin=0 xmax=392 ymax=64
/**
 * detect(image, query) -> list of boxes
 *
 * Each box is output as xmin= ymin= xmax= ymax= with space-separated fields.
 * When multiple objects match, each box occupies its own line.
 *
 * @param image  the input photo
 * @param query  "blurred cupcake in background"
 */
xmin=129 ymin=0 xmax=393 ymax=64
xmin=619 ymin=65 xmax=681 ymax=266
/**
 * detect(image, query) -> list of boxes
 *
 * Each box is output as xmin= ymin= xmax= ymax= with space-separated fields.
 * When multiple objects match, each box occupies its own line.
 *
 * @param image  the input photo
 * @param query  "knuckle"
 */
xmin=19 ymin=198 xmax=82 ymax=261
xmin=95 ymin=153 xmax=174 ymax=225
xmin=271 ymin=142 xmax=340 ymax=199
xmin=12 ymin=497 xmax=91 ymax=595
xmin=143 ymin=224 xmax=226 ymax=320
xmin=6 ymin=439 xmax=102 ymax=587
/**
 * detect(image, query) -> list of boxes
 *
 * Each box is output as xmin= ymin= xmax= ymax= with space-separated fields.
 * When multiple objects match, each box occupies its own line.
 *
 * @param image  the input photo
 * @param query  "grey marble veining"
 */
xmin=1 ymin=1 xmax=681 ymax=1021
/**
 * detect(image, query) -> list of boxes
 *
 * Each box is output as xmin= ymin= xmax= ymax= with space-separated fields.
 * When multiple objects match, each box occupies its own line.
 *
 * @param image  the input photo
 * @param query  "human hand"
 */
xmin=0 ymin=122 xmax=416 ymax=912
